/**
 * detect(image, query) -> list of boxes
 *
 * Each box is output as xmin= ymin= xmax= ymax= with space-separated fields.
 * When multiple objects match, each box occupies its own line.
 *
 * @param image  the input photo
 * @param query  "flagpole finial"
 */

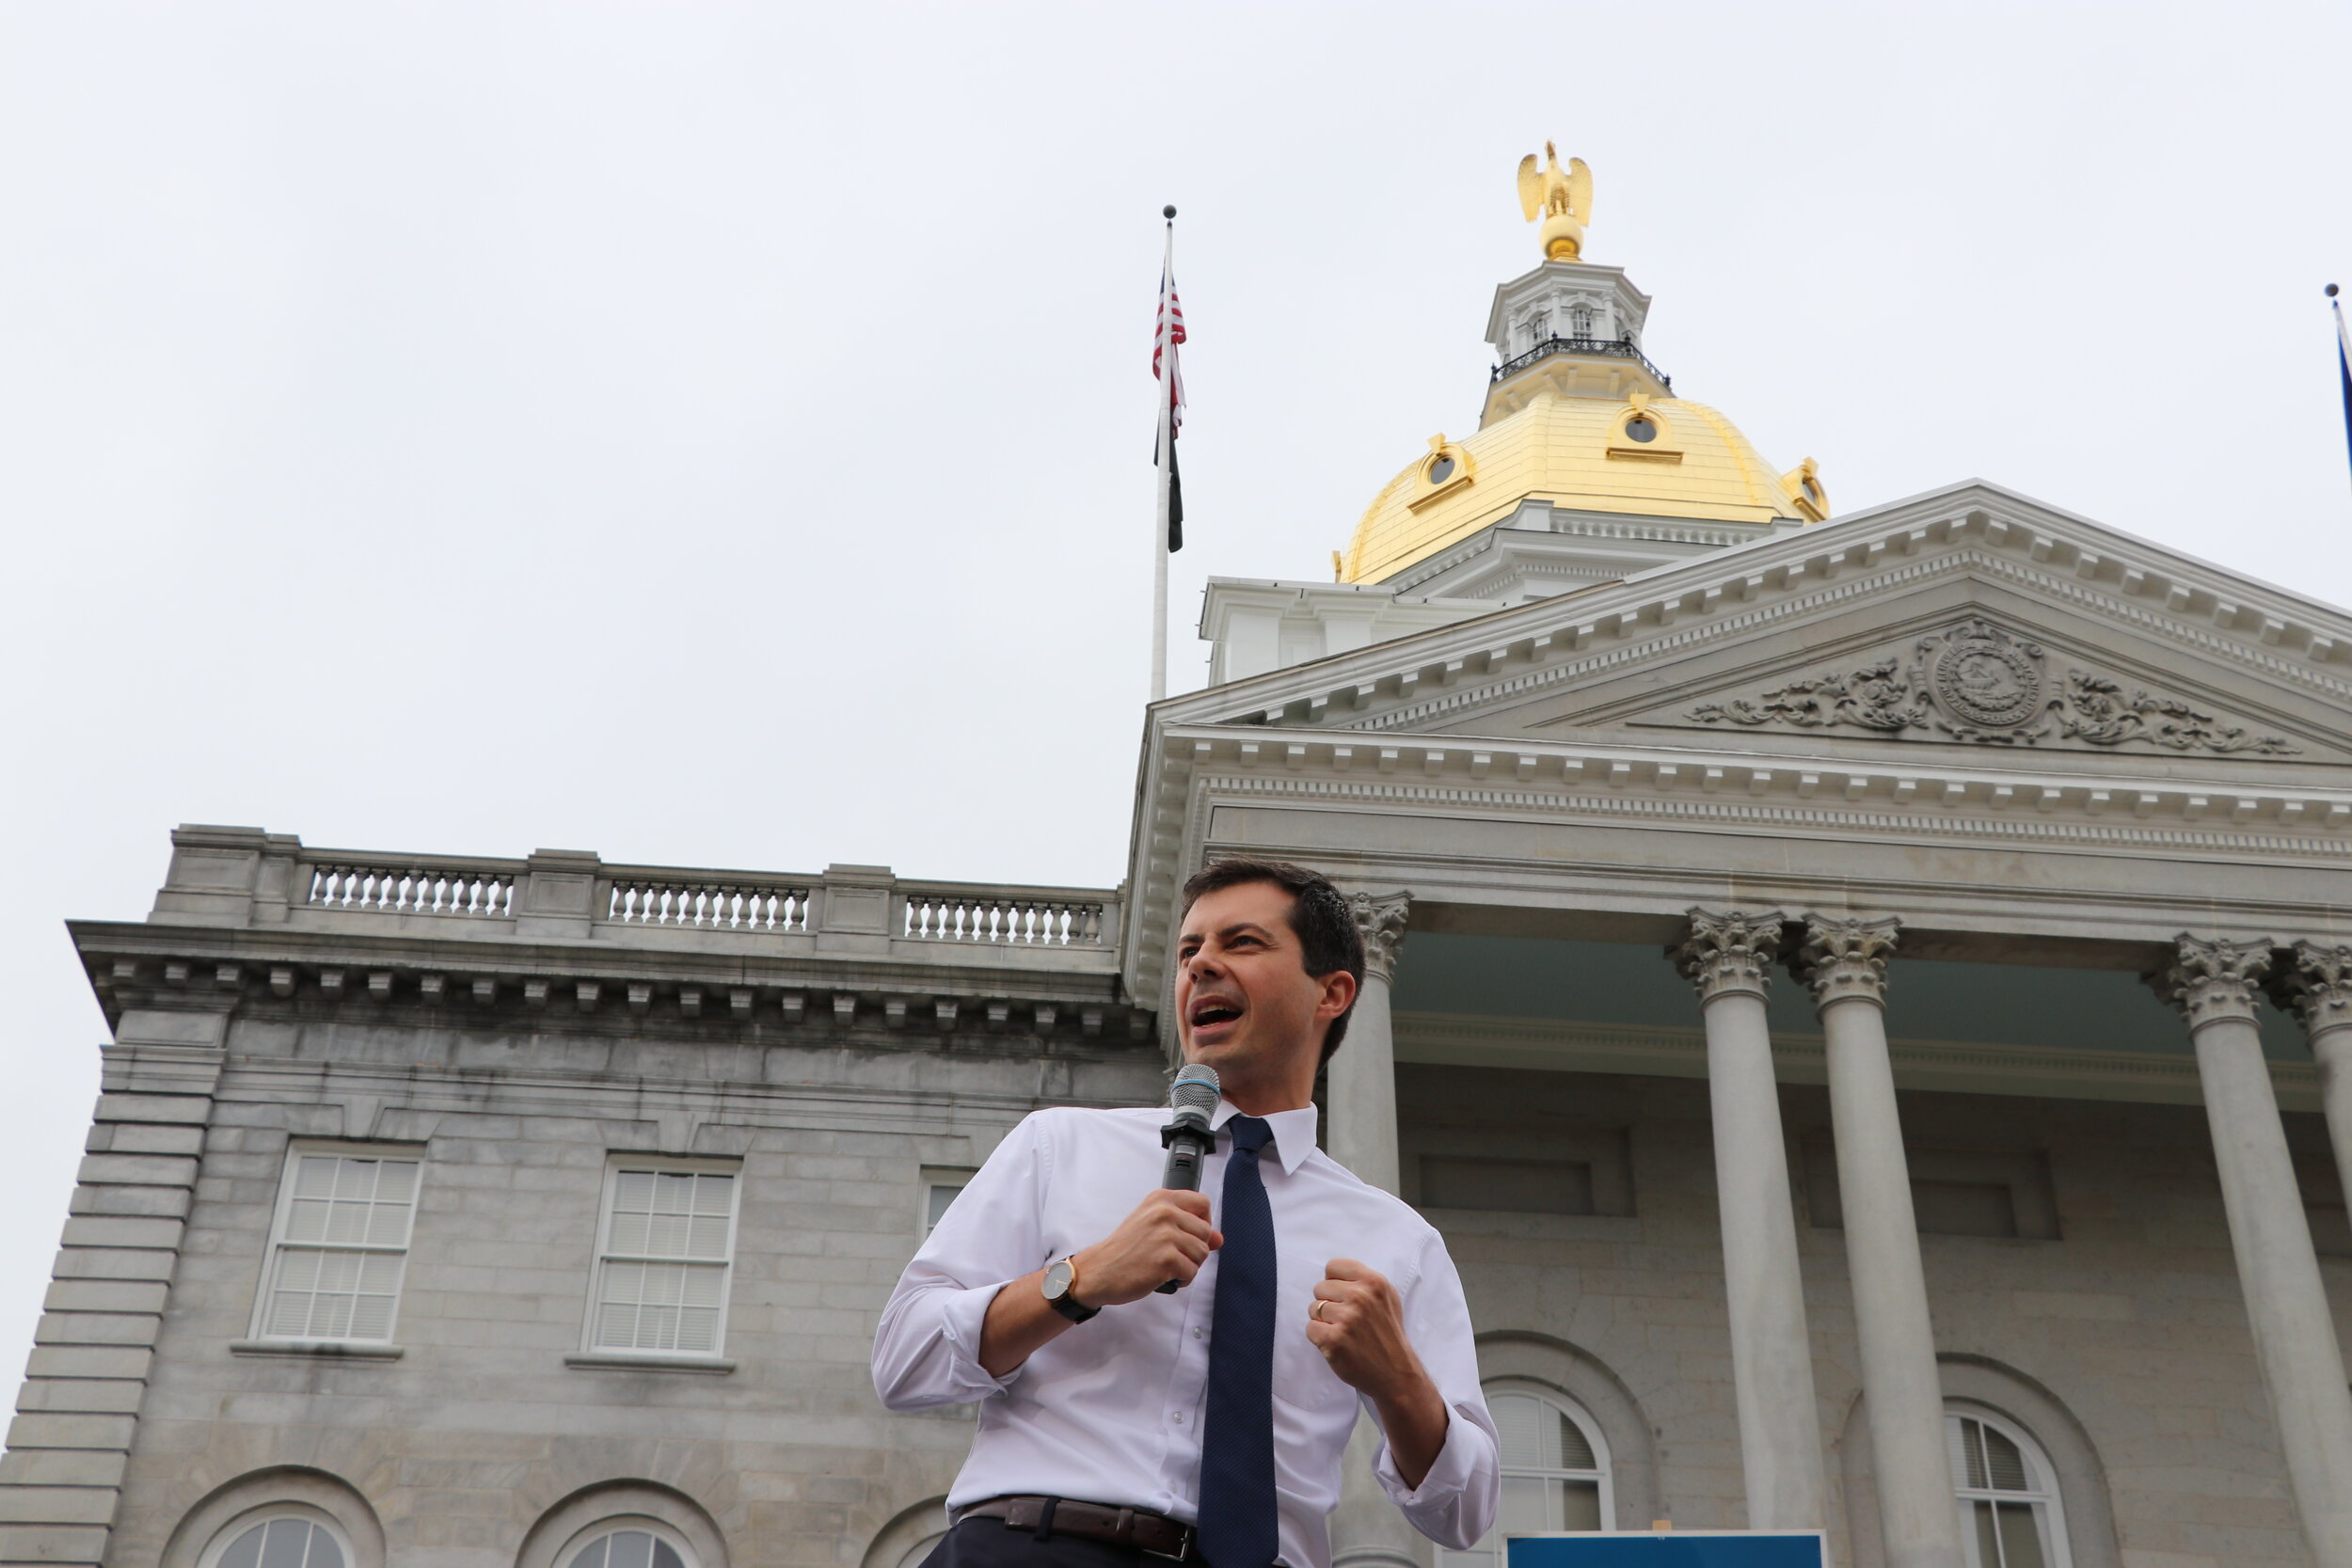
xmin=1164 ymin=205 xmax=1177 ymax=221
xmin=2330 ymin=283 xmax=2341 ymax=299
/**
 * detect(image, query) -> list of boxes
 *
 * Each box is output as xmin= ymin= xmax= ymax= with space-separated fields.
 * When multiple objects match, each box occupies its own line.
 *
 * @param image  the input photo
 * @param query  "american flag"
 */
xmin=1154 ymin=258 xmax=1186 ymax=551
xmin=1154 ymin=262 xmax=1186 ymax=434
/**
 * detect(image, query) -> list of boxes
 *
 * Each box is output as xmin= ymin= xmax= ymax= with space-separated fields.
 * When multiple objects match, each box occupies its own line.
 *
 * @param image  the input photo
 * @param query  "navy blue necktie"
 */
xmin=1200 ymin=1116 xmax=1279 ymax=1568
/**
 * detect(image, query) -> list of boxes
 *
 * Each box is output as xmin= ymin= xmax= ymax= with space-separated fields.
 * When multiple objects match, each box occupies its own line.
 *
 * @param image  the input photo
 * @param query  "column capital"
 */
xmin=1346 ymin=891 xmax=1412 ymax=985
xmin=2272 ymin=940 xmax=2352 ymax=1039
xmin=1791 ymin=915 xmax=1900 ymax=1007
xmin=1671 ymin=908 xmax=1788 ymax=1004
xmin=2150 ymin=933 xmax=2276 ymax=1030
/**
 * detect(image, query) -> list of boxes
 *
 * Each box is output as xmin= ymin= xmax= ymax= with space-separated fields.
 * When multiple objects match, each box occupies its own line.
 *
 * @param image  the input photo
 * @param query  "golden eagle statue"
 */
xmin=1516 ymin=142 xmax=1593 ymax=261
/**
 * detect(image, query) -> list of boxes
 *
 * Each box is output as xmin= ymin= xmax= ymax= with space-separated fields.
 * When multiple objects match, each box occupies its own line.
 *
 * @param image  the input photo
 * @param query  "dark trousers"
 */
xmin=918 ymin=1516 xmax=1162 ymax=1568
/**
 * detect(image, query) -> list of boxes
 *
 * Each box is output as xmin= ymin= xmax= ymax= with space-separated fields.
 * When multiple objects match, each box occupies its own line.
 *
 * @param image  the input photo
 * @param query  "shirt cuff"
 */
xmin=938 ymin=1280 xmax=1026 ymax=1395
xmin=1375 ymin=1399 xmax=1491 ymax=1547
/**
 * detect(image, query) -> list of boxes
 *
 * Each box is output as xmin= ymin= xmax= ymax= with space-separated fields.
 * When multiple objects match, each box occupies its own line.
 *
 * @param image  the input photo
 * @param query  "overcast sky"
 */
xmin=4 ymin=0 xmax=2350 ymax=1384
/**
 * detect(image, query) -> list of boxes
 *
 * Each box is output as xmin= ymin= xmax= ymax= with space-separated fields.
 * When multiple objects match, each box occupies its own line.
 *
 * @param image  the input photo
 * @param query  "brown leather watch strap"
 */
xmin=961 ymin=1497 xmax=1196 ymax=1560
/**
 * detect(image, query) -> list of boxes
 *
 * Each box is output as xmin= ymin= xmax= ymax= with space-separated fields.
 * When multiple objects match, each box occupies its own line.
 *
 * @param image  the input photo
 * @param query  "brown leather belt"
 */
xmin=961 ymin=1497 xmax=1197 ymax=1560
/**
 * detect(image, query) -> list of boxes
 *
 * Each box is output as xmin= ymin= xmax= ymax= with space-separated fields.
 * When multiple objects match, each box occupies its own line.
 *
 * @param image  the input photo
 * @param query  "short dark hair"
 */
xmin=1177 ymin=857 xmax=1364 ymax=1063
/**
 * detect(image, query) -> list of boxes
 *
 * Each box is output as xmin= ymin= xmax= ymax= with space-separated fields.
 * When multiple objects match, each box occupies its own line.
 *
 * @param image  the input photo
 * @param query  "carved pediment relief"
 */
xmin=1685 ymin=619 xmax=2300 ymax=755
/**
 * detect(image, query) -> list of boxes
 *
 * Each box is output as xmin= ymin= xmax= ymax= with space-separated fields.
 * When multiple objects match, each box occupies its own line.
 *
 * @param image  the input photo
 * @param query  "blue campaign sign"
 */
xmin=1507 ymin=1531 xmax=1826 ymax=1568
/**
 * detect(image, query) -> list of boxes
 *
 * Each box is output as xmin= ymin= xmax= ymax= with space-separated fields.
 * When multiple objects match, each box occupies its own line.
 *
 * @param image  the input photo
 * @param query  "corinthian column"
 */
xmin=1329 ymin=891 xmax=1409 ymax=1196
xmin=1671 ymin=910 xmax=1827 ymax=1531
xmin=1329 ymin=891 xmax=1417 ymax=1568
xmin=1792 ymin=916 xmax=1962 ymax=1568
xmin=2156 ymin=937 xmax=2352 ymax=1567
xmin=2276 ymin=941 xmax=2352 ymax=1228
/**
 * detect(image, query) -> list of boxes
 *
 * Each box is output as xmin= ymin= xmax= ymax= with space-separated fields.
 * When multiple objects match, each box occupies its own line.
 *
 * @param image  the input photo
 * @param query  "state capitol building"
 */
xmin=6 ymin=159 xmax=2351 ymax=1568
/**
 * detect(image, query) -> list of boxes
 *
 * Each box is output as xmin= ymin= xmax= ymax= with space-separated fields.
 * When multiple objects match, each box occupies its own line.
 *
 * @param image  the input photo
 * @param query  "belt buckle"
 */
xmin=1140 ymin=1523 xmax=1195 ymax=1563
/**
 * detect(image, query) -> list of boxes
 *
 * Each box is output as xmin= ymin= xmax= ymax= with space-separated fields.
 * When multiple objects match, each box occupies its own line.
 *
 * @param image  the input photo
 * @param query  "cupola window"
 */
xmin=1569 ymin=306 xmax=1594 ymax=341
xmin=1622 ymin=417 xmax=1658 ymax=443
xmin=1427 ymin=455 xmax=1456 ymax=484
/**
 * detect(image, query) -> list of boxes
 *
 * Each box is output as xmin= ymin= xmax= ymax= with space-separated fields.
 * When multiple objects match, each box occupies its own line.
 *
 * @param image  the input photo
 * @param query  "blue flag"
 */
xmin=2335 ymin=288 xmax=2352 ymax=486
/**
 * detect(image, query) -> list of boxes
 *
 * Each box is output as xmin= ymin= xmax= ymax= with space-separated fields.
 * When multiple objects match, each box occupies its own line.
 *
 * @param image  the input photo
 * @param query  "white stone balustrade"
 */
xmin=146 ymin=826 xmax=1120 ymax=958
xmin=305 ymin=861 xmax=517 ymax=917
xmin=898 ymin=887 xmax=1111 ymax=946
xmin=604 ymin=879 xmax=811 ymax=932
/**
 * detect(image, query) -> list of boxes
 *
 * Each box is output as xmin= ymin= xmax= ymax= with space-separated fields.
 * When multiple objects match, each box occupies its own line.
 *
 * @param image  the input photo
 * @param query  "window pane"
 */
xmin=1493 ymin=1395 xmax=1542 ymax=1467
xmin=1558 ymin=1480 xmax=1602 ymax=1531
xmin=219 ymin=1525 xmax=268 ymax=1568
xmin=1499 ymin=1475 xmax=1550 ymax=1538
xmin=307 ymin=1527 xmax=346 ymax=1568
xmin=1994 ymin=1502 xmax=2047 ymax=1568
xmin=927 ymin=1183 xmax=964 ymax=1230
xmin=609 ymin=1532 xmax=655 ymax=1568
xmin=1550 ymin=1408 xmax=1596 ymax=1470
xmin=1981 ymin=1426 xmax=2029 ymax=1492
xmin=1968 ymin=1500 xmax=1999 ymax=1568
xmin=570 ymin=1540 xmax=610 ymax=1568
xmin=1952 ymin=1418 xmax=1991 ymax=1489
xmin=258 ymin=1520 xmax=314 ymax=1568
xmin=597 ymin=1260 xmax=727 ymax=1352
xmin=652 ymin=1542 xmax=686 ymax=1568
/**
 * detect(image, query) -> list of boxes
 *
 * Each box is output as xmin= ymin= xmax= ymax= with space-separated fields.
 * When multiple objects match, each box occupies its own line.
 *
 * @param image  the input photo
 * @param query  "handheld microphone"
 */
xmin=1153 ymin=1063 xmax=1220 ymax=1293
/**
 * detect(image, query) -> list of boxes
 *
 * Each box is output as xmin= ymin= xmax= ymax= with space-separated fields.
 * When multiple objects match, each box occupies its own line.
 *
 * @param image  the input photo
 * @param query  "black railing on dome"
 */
xmin=1490 ymin=335 xmax=1672 ymax=390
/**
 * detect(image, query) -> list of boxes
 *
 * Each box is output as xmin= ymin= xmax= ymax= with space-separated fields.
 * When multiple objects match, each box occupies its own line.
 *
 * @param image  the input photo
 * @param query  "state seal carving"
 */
xmin=1928 ymin=621 xmax=2042 ymax=732
xmin=1688 ymin=616 xmax=2298 ymax=754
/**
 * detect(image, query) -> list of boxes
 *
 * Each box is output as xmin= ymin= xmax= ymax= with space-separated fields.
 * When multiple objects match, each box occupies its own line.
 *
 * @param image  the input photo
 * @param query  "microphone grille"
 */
xmin=1169 ymin=1062 xmax=1220 ymax=1115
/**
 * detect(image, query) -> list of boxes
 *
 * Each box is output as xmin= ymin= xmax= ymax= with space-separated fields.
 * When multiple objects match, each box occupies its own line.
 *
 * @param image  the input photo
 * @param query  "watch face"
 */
xmin=1043 ymin=1259 xmax=1073 ymax=1300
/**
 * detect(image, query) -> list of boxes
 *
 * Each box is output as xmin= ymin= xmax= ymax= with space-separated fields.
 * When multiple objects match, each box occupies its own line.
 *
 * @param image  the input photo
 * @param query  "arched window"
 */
xmin=204 ymin=1515 xmax=349 ymax=1568
xmin=1947 ymin=1407 xmax=2071 ymax=1568
xmin=1438 ymin=1385 xmax=1612 ymax=1568
xmin=564 ymin=1526 xmax=694 ymax=1568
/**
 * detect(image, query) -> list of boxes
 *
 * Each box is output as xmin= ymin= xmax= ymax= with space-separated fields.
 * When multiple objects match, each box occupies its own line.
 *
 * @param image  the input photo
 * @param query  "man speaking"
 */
xmin=873 ymin=859 xmax=1500 ymax=1568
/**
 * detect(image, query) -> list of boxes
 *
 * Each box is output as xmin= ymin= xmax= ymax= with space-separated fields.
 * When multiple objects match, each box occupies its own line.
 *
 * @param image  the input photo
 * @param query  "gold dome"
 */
xmin=1338 ymin=389 xmax=1827 ymax=586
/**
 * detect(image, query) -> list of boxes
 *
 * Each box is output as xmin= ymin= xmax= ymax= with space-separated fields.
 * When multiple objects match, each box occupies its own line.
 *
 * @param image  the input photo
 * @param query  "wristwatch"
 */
xmin=1041 ymin=1256 xmax=1099 ymax=1323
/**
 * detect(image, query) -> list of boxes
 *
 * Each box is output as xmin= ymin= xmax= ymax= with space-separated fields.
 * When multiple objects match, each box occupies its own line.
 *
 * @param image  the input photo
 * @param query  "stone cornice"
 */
xmin=78 ymin=920 xmax=1149 ymax=1048
xmin=1390 ymin=1008 xmax=2323 ymax=1113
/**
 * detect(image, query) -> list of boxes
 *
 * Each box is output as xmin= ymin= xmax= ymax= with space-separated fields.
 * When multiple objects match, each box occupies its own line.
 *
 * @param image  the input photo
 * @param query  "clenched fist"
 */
xmin=1305 ymin=1258 xmax=1429 ymax=1401
xmin=1072 ymin=1190 xmax=1224 ymax=1307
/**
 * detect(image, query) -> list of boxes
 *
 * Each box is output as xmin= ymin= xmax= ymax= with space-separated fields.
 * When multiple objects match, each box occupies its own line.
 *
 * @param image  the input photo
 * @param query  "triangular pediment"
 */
xmin=1620 ymin=613 xmax=2320 ymax=759
xmin=1158 ymin=481 xmax=2352 ymax=775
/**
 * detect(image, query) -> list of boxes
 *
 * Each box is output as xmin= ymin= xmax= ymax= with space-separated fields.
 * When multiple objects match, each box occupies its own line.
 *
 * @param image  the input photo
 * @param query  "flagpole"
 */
xmin=2330 ymin=284 xmax=2352 ymax=503
xmin=1152 ymin=209 xmax=1176 ymax=704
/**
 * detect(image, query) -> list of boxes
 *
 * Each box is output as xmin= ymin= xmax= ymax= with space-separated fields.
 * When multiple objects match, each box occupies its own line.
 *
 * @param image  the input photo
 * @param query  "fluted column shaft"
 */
xmin=1794 ymin=917 xmax=1963 ymax=1568
xmin=1672 ymin=910 xmax=1826 ymax=1531
xmin=1327 ymin=892 xmax=1409 ymax=1196
xmin=2161 ymin=937 xmax=2352 ymax=1567
xmin=2278 ymin=942 xmax=2352 ymax=1243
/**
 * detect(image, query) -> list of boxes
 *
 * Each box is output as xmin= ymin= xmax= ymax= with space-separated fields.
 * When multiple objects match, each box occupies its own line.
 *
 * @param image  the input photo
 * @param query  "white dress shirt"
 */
xmin=873 ymin=1101 xmax=1500 ymax=1568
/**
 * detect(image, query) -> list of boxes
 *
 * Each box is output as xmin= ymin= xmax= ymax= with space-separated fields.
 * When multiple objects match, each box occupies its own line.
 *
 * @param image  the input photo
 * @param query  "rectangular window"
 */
xmin=920 ymin=1168 xmax=974 ymax=1237
xmin=255 ymin=1148 xmax=421 ymax=1342
xmin=589 ymin=1163 xmax=739 ymax=1356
